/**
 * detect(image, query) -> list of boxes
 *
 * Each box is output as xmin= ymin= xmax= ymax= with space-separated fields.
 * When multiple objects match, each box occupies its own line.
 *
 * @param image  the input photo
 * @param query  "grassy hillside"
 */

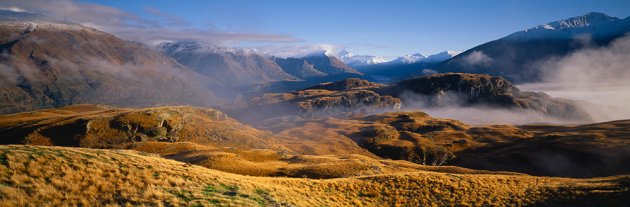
xmin=1 ymin=145 xmax=629 ymax=207
xmin=267 ymin=112 xmax=630 ymax=177
xmin=3 ymin=105 xmax=630 ymax=178
xmin=0 ymin=104 xmax=286 ymax=150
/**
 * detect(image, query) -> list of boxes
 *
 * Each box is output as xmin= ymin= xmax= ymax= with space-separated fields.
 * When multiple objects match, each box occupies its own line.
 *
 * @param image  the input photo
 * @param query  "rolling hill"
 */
xmin=0 ymin=145 xmax=628 ymax=206
xmin=2 ymin=104 xmax=629 ymax=178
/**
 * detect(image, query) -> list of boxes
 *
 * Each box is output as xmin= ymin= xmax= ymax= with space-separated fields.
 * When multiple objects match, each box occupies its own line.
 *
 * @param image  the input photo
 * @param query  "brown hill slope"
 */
xmin=1 ymin=145 xmax=629 ymax=207
xmin=2 ymin=105 xmax=629 ymax=178
xmin=0 ymin=21 xmax=222 ymax=114
xmin=261 ymin=111 xmax=630 ymax=178
xmin=454 ymin=120 xmax=630 ymax=177
xmin=0 ymin=105 xmax=283 ymax=150
xmin=0 ymin=104 xmax=495 ymax=178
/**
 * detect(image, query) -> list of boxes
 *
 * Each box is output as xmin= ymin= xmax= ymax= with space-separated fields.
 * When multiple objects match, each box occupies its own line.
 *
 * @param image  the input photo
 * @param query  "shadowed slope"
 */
xmin=0 ymin=21 xmax=223 ymax=114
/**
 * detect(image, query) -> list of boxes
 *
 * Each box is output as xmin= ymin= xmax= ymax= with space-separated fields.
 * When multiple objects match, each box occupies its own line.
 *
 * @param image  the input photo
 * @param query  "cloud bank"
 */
xmin=462 ymin=50 xmax=492 ymax=66
xmin=519 ymin=35 xmax=630 ymax=122
xmin=0 ymin=0 xmax=299 ymax=46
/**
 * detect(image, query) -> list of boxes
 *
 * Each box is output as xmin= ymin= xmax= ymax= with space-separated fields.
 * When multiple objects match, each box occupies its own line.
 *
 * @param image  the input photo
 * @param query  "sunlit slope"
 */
xmin=1 ymin=145 xmax=629 ymax=207
xmin=3 ymin=104 xmax=630 ymax=178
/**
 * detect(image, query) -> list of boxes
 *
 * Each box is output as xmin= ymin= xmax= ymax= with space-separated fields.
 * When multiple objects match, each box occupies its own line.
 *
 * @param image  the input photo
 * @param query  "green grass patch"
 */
xmin=169 ymin=189 xmax=194 ymax=202
xmin=209 ymin=199 xmax=221 ymax=204
xmin=202 ymin=184 xmax=219 ymax=195
xmin=255 ymin=189 xmax=269 ymax=196
xmin=220 ymin=184 xmax=239 ymax=197
xmin=0 ymin=153 xmax=8 ymax=166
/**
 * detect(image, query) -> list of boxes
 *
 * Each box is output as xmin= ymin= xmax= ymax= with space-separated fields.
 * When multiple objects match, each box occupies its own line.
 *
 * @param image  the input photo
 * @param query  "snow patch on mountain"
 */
xmin=506 ymin=12 xmax=630 ymax=40
xmin=389 ymin=53 xmax=426 ymax=64
xmin=425 ymin=51 xmax=462 ymax=62
xmin=339 ymin=50 xmax=388 ymax=66
xmin=158 ymin=41 xmax=259 ymax=56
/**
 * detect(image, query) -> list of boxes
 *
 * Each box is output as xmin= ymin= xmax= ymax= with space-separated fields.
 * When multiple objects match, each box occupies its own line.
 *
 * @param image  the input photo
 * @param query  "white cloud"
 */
xmin=519 ymin=35 xmax=630 ymax=122
xmin=462 ymin=50 xmax=492 ymax=66
xmin=254 ymin=44 xmax=346 ymax=58
xmin=0 ymin=6 xmax=25 ymax=12
xmin=0 ymin=0 xmax=299 ymax=46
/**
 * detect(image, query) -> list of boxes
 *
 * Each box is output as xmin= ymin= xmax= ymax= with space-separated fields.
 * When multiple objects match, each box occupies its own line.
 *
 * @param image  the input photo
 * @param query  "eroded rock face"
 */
xmin=384 ymin=73 xmax=517 ymax=105
xmin=306 ymin=78 xmax=382 ymax=91
xmin=296 ymin=90 xmax=401 ymax=114
xmin=228 ymin=79 xmax=402 ymax=121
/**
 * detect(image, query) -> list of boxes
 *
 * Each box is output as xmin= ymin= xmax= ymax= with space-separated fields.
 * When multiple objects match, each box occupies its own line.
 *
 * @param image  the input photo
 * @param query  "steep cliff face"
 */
xmin=0 ymin=21 xmax=222 ymax=114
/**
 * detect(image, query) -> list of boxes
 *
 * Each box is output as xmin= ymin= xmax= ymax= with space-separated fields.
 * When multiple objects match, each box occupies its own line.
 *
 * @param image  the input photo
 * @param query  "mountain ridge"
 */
xmin=439 ymin=12 xmax=630 ymax=82
xmin=0 ymin=20 xmax=224 ymax=114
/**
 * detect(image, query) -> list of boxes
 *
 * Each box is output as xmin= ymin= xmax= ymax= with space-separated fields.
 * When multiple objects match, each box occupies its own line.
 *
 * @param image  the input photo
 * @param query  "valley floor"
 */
xmin=1 ymin=145 xmax=629 ymax=207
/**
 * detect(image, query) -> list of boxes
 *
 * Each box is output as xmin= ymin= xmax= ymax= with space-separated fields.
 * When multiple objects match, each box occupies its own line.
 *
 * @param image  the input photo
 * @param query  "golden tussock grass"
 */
xmin=1 ymin=145 xmax=629 ymax=207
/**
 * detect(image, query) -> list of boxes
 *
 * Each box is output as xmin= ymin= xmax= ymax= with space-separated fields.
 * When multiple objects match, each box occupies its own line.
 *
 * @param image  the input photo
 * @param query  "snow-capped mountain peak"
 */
xmin=158 ymin=41 xmax=259 ymax=56
xmin=506 ymin=12 xmax=629 ymax=40
xmin=390 ymin=52 xmax=426 ymax=64
xmin=529 ymin=12 xmax=619 ymax=31
xmin=338 ymin=50 xmax=388 ymax=67
xmin=425 ymin=51 xmax=462 ymax=62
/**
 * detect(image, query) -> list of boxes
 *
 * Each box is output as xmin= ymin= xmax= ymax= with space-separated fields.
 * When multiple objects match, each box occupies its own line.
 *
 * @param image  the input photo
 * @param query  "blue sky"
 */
xmin=60 ymin=0 xmax=630 ymax=57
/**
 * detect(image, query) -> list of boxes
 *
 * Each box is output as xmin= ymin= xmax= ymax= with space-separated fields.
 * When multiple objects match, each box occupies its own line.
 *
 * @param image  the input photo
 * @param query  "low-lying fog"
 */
xmin=412 ymin=35 xmax=630 ymax=125
xmin=520 ymin=35 xmax=630 ymax=123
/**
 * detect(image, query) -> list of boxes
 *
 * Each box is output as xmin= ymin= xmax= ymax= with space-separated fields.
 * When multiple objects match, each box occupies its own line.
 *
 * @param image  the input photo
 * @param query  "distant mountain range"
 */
xmin=1 ymin=9 xmax=628 ymax=113
xmin=339 ymin=50 xmax=462 ymax=67
xmin=338 ymin=50 xmax=388 ymax=67
xmin=159 ymin=41 xmax=298 ymax=87
xmin=0 ymin=8 xmax=368 ymax=113
xmin=346 ymin=12 xmax=630 ymax=83
xmin=159 ymin=41 xmax=363 ymax=92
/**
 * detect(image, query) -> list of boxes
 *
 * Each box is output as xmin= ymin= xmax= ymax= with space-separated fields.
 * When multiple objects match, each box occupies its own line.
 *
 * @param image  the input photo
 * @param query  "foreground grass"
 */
xmin=0 ymin=145 xmax=629 ymax=206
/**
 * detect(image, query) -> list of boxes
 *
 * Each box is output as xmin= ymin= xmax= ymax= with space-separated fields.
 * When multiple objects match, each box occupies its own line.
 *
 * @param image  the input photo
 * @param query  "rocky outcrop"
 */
xmin=306 ymin=78 xmax=382 ymax=91
xmin=379 ymin=73 xmax=592 ymax=121
xmin=229 ymin=80 xmax=402 ymax=121
xmin=382 ymin=73 xmax=517 ymax=105
xmin=295 ymin=90 xmax=401 ymax=114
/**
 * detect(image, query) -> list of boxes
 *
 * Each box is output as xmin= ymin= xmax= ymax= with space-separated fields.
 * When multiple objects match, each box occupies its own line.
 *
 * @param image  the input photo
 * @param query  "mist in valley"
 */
xmin=396 ymin=91 xmax=584 ymax=125
xmin=390 ymin=35 xmax=630 ymax=125
xmin=519 ymin=35 xmax=630 ymax=123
